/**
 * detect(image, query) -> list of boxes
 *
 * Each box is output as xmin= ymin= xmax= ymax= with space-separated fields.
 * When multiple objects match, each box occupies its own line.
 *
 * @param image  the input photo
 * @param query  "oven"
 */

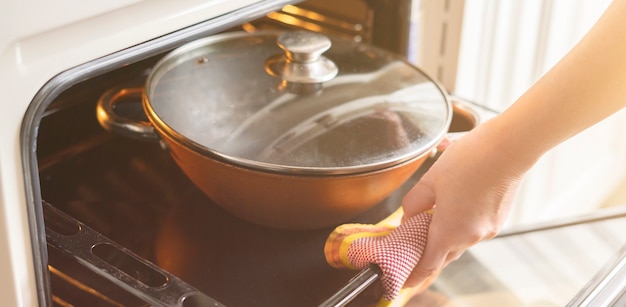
xmin=4 ymin=0 xmax=626 ymax=306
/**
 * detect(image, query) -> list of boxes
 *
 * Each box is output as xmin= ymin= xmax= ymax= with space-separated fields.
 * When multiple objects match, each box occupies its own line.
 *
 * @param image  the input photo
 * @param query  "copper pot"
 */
xmin=96 ymin=30 xmax=454 ymax=229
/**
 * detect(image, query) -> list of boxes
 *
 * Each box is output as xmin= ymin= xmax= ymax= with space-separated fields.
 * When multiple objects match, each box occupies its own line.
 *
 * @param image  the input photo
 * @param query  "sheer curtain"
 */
xmin=453 ymin=0 xmax=626 ymax=226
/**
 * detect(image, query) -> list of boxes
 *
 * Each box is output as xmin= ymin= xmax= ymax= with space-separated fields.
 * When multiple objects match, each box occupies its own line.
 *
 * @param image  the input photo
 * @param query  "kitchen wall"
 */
xmin=451 ymin=0 xmax=626 ymax=227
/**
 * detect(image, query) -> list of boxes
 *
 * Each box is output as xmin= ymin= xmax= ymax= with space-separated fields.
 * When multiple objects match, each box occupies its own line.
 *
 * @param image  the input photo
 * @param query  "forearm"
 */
xmin=489 ymin=0 xmax=626 ymax=171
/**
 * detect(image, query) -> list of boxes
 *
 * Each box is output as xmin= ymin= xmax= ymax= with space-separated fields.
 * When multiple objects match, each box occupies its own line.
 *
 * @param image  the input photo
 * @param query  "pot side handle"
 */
xmin=436 ymin=95 xmax=496 ymax=153
xmin=96 ymin=87 xmax=160 ymax=142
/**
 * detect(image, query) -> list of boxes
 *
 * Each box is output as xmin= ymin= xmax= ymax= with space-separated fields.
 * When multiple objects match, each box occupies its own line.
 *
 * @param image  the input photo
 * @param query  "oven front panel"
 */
xmin=11 ymin=1 xmax=300 ymax=305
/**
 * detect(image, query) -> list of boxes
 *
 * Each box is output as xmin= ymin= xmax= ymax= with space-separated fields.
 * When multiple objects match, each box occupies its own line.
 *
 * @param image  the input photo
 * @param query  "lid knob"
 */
xmin=277 ymin=31 xmax=331 ymax=63
xmin=265 ymin=31 xmax=338 ymax=84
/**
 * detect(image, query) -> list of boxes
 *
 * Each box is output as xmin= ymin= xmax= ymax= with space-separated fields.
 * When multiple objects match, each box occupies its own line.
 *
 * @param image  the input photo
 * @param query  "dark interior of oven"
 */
xmin=38 ymin=59 xmax=392 ymax=307
xmin=33 ymin=0 xmax=475 ymax=306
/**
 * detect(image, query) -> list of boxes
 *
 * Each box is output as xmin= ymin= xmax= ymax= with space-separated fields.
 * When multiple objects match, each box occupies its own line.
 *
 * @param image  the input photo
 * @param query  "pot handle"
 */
xmin=436 ymin=95 xmax=495 ymax=153
xmin=96 ymin=87 xmax=160 ymax=142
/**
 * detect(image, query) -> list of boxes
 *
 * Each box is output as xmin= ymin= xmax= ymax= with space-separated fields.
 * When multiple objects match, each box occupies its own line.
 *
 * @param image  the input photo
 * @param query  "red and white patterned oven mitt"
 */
xmin=324 ymin=209 xmax=432 ymax=303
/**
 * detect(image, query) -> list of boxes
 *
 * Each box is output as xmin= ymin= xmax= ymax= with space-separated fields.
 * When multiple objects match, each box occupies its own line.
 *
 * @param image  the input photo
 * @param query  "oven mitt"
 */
xmin=324 ymin=209 xmax=432 ymax=304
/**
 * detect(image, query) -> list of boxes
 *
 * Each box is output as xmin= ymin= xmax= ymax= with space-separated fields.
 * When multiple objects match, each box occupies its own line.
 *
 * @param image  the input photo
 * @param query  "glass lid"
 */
xmin=145 ymin=31 xmax=451 ymax=175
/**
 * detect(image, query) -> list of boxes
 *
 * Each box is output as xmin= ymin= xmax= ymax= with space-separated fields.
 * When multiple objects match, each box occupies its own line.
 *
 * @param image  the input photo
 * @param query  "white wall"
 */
xmin=453 ymin=0 xmax=626 ymax=227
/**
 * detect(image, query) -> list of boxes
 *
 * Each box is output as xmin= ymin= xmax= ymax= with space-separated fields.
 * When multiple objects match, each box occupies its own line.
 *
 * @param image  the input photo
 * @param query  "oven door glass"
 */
xmin=411 ymin=210 xmax=626 ymax=306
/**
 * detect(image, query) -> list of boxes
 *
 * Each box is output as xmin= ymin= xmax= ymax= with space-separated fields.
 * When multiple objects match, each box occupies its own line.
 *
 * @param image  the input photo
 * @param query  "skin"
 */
xmin=401 ymin=0 xmax=626 ymax=289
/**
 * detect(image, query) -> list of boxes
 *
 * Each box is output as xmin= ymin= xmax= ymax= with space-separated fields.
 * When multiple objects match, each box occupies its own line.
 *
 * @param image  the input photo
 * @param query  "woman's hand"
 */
xmin=400 ymin=0 xmax=626 ymax=292
xmin=400 ymin=118 xmax=530 ymax=289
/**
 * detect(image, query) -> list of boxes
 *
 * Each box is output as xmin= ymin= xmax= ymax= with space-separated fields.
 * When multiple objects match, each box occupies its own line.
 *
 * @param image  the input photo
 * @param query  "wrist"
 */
xmin=471 ymin=116 xmax=542 ymax=178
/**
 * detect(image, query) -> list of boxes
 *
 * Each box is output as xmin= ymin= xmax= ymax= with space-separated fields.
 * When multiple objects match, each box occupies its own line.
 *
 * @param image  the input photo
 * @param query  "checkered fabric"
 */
xmin=327 ymin=211 xmax=432 ymax=301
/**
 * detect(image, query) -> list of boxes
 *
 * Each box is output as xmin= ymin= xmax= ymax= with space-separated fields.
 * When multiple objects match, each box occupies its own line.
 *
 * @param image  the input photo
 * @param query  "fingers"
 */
xmin=403 ymin=242 xmax=465 ymax=289
xmin=402 ymin=238 xmax=445 ymax=288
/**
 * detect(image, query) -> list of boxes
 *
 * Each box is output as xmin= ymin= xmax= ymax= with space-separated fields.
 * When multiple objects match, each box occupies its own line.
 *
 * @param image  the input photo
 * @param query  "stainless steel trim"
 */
xmin=497 ymin=205 xmax=626 ymax=238
xmin=319 ymin=265 xmax=382 ymax=307
xmin=568 ymin=244 xmax=626 ymax=306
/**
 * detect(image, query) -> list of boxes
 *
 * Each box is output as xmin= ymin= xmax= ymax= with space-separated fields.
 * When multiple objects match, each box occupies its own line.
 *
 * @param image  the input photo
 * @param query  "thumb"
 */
xmin=401 ymin=179 xmax=436 ymax=219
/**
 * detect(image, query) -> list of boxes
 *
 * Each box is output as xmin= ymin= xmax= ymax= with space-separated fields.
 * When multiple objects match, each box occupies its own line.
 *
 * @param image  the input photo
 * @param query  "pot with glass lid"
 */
xmin=97 ymin=30 xmax=452 ymax=229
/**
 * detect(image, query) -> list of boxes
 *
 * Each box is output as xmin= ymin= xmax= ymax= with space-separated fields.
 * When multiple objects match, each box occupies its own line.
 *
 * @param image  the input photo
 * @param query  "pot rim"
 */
xmin=143 ymin=30 xmax=452 ymax=176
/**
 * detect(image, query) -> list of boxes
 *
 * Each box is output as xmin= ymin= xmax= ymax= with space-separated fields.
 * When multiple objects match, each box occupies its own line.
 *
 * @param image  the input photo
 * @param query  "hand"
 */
xmin=400 ymin=119 xmax=530 ymax=289
xmin=399 ymin=0 xmax=626 ymax=291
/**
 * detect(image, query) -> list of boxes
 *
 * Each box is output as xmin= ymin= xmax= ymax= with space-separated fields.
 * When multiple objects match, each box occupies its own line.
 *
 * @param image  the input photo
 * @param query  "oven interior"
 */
xmin=33 ymin=1 xmax=490 ymax=306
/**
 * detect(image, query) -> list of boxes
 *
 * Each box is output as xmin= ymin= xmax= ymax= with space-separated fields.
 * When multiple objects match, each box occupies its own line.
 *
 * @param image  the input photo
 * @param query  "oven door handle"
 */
xmin=319 ymin=264 xmax=382 ymax=307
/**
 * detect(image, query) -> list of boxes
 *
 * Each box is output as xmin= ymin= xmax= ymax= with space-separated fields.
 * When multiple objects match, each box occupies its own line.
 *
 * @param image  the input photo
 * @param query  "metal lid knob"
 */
xmin=277 ymin=31 xmax=332 ymax=63
xmin=265 ymin=31 xmax=338 ymax=84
